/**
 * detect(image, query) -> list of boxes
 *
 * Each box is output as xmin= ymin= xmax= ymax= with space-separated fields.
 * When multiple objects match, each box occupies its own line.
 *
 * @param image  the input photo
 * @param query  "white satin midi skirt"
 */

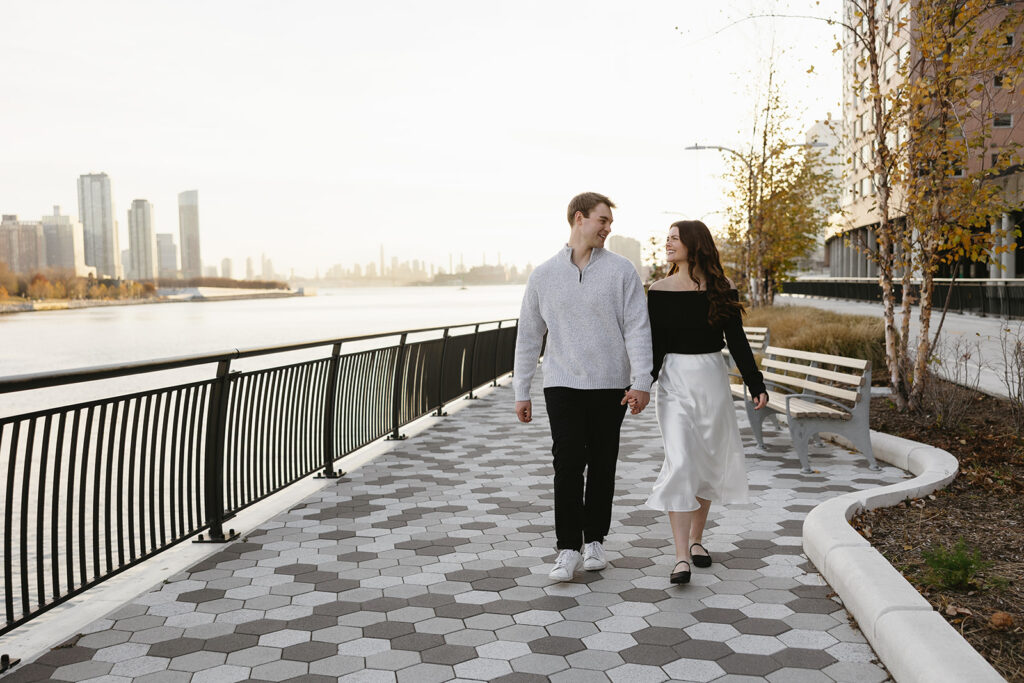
xmin=646 ymin=352 xmax=750 ymax=512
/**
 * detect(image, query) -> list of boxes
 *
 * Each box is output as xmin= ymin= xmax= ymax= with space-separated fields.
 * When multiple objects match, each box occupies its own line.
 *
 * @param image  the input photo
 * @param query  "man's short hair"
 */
xmin=567 ymin=192 xmax=616 ymax=227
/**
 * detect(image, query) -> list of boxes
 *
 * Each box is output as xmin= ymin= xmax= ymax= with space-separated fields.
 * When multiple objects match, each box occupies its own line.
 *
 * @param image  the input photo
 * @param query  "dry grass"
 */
xmin=744 ymin=305 xmax=887 ymax=369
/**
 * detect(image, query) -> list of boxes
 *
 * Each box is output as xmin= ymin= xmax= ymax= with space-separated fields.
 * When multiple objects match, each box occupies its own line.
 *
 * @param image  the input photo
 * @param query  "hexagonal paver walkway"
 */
xmin=3 ymin=383 xmax=905 ymax=682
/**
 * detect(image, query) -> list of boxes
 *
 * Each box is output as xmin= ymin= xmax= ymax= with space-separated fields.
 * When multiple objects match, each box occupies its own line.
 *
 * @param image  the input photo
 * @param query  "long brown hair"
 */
xmin=667 ymin=220 xmax=744 ymax=326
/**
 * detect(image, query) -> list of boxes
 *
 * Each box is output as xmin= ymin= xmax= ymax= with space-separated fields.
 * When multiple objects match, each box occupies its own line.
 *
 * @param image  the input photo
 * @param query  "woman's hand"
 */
xmin=752 ymin=392 xmax=769 ymax=410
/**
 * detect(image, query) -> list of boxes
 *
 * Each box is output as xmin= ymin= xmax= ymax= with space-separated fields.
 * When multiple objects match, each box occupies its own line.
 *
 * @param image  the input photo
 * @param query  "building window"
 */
xmin=992 ymin=153 xmax=1001 ymax=167
xmin=952 ymin=167 xmax=964 ymax=177
xmin=995 ymin=74 xmax=1004 ymax=88
xmin=994 ymin=113 xmax=1013 ymax=128
xmin=1003 ymin=34 xmax=1015 ymax=47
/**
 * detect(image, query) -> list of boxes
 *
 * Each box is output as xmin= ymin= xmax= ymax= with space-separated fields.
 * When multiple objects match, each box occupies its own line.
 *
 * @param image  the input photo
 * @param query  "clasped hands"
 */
xmin=514 ymin=389 xmax=651 ymax=424
xmin=621 ymin=389 xmax=650 ymax=415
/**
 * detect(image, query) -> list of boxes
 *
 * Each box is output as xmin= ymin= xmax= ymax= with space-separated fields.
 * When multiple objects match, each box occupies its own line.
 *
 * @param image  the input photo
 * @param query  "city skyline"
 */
xmin=1 ymin=1 xmax=843 ymax=277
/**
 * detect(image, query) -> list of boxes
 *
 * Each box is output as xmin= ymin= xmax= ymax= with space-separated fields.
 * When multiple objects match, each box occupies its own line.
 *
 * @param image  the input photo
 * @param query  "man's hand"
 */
xmin=752 ymin=392 xmax=769 ymax=410
xmin=621 ymin=389 xmax=650 ymax=415
xmin=515 ymin=400 xmax=533 ymax=423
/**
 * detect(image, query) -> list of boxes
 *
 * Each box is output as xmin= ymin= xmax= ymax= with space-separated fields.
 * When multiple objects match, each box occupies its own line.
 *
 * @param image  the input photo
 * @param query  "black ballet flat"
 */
xmin=670 ymin=560 xmax=691 ymax=584
xmin=690 ymin=543 xmax=712 ymax=569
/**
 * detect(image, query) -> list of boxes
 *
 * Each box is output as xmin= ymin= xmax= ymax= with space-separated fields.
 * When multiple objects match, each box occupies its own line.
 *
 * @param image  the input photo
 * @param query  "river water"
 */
xmin=0 ymin=285 xmax=526 ymax=417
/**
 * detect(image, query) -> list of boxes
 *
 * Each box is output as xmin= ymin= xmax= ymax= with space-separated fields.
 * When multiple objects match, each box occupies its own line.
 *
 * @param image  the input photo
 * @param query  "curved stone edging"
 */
xmin=803 ymin=430 xmax=1006 ymax=683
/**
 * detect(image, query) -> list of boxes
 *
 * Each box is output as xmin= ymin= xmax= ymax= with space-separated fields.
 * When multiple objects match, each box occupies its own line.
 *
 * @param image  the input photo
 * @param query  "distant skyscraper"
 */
xmin=607 ymin=235 xmax=643 ymax=274
xmin=121 ymin=249 xmax=132 ymax=278
xmin=156 ymin=233 xmax=179 ymax=279
xmin=245 ymin=256 xmax=254 ymax=280
xmin=41 ymin=206 xmax=88 ymax=276
xmin=262 ymin=254 xmax=274 ymax=280
xmin=178 ymin=190 xmax=201 ymax=278
xmin=221 ymin=257 xmax=233 ymax=279
xmin=128 ymin=199 xmax=158 ymax=281
xmin=0 ymin=215 xmax=46 ymax=275
xmin=77 ymin=172 xmax=121 ymax=278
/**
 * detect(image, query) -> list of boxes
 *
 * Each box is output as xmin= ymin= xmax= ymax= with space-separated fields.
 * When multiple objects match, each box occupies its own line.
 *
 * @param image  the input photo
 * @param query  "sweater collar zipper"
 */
xmin=565 ymin=246 xmax=600 ymax=283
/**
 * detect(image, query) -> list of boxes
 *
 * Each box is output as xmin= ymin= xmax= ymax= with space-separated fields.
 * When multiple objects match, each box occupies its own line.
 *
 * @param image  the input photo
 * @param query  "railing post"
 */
xmin=435 ymin=328 xmax=450 ymax=417
xmin=492 ymin=322 xmax=503 ymax=386
xmin=316 ymin=342 xmax=345 ymax=479
xmin=195 ymin=358 xmax=238 ymax=543
xmin=387 ymin=334 xmax=408 ymax=441
xmin=466 ymin=324 xmax=480 ymax=400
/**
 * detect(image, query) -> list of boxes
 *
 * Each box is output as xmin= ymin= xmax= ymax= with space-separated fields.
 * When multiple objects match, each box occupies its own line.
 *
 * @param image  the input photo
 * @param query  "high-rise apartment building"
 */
xmin=828 ymin=1 xmax=1024 ymax=278
xmin=41 ymin=206 xmax=89 ymax=276
xmin=128 ymin=199 xmax=158 ymax=281
xmin=607 ymin=235 xmax=643 ymax=274
xmin=156 ymin=233 xmax=179 ymax=279
xmin=245 ymin=256 xmax=254 ymax=280
xmin=78 ymin=172 xmax=122 ymax=278
xmin=178 ymin=190 xmax=201 ymax=279
xmin=220 ymin=257 xmax=233 ymax=279
xmin=0 ymin=215 xmax=46 ymax=274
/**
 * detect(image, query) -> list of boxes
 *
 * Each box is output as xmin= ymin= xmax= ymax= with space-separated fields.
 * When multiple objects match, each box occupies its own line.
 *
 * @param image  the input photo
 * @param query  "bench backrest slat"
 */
xmin=761 ymin=359 xmax=864 ymax=387
xmin=765 ymin=345 xmax=870 ymax=371
xmin=761 ymin=371 xmax=861 ymax=403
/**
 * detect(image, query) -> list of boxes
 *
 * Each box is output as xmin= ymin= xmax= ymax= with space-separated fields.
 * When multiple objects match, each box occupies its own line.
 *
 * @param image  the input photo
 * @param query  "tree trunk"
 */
xmin=910 ymin=256 xmax=936 ymax=411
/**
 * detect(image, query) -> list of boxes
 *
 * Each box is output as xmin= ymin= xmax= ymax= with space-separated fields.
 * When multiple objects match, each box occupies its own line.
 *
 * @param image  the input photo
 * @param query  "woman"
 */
xmin=640 ymin=220 xmax=768 ymax=584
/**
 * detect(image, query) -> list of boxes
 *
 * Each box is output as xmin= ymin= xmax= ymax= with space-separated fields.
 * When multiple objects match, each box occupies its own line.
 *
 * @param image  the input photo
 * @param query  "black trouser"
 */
xmin=543 ymin=387 xmax=628 ymax=551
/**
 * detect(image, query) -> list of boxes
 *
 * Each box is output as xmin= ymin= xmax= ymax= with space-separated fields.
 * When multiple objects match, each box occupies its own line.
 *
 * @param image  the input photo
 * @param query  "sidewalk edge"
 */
xmin=803 ymin=429 xmax=1006 ymax=683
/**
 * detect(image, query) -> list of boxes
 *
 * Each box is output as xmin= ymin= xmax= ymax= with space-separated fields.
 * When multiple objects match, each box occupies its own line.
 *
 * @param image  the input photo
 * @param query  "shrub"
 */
xmin=743 ymin=305 xmax=887 ymax=369
xmin=922 ymin=538 xmax=991 ymax=590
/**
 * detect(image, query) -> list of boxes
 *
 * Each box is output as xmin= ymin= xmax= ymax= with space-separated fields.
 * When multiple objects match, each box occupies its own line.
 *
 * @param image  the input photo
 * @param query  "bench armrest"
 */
xmin=783 ymin=393 xmax=853 ymax=420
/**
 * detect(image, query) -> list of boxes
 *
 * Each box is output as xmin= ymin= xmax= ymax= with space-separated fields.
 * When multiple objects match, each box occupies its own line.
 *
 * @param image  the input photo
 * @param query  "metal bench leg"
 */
xmin=787 ymin=420 xmax=814 ymax=473
xmin=849 ymin=430 xmax=881 ymax=471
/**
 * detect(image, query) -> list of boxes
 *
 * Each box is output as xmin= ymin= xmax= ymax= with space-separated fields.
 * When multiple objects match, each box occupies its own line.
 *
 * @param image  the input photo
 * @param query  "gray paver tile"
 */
xmin=190 ymin=664 xmax=251 ymax=683
xmin=168 ymin=650 xmax=228 ymax=672
xmin=52 ymin=660 xmax=114 ymax=681
xmin=134 ymin=672 xmax=192 ymax=683
xmin=395 ymin=663 xmax=453 ymax=683
xmin=308 ymin=654 xmax=364 ymax=676
xmin=250 ymin=659 xmax=309 ymax=680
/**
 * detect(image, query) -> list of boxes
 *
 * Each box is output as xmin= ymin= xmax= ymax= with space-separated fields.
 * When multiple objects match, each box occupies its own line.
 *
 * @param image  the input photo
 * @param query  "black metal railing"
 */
xmin=782 ymin=278 xmax=1024 ymax=318
xmin=0 ymin=319 xmax=518 ymax=637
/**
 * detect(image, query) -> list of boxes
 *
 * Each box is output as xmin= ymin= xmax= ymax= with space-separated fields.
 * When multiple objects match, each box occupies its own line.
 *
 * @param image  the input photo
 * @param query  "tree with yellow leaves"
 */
xmin=894 ymin=0 xmax=1024 ymax=409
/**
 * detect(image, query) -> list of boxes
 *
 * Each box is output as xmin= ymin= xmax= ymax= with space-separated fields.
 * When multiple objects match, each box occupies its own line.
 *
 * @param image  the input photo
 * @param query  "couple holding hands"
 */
xmin=513 ymin=192 xmax=768 ymax=585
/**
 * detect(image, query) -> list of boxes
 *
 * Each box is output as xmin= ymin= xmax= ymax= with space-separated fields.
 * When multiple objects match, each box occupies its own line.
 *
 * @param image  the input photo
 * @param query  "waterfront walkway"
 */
xmin=4 ymin=385 xmax=906 ymax=683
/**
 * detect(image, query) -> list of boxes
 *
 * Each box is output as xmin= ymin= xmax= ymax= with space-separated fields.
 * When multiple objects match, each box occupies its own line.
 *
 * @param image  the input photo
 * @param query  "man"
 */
xmin=514 ymin=192 xmax=653 ymax=582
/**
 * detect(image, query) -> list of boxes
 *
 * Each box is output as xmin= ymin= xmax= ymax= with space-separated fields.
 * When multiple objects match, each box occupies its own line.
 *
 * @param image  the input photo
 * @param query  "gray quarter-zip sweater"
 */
xmin=513 ymin=245 xmax=654 ymax=401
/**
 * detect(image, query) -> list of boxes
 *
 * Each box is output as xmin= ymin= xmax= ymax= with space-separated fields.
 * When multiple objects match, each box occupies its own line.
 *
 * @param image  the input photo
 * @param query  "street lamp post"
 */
xmin=685 ymin=141 xmax=826 ymax=305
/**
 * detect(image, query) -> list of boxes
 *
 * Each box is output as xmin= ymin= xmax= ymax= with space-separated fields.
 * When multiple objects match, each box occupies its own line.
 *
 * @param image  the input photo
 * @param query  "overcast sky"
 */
xmin=1 ymin=1 xmax=843 ymax=276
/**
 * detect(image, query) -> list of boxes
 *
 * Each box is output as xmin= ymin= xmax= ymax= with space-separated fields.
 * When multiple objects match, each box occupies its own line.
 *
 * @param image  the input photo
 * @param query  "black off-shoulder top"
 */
xmin=647 ymin=289 xmax=767 ymax=398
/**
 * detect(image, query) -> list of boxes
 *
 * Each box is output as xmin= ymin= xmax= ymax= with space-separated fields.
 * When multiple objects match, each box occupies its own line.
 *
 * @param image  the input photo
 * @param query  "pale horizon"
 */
xmin=1 ymin=1 xmax=843 ymax=277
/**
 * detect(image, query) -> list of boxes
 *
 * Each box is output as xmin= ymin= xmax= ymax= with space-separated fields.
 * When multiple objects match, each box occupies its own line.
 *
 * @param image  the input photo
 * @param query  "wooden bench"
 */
xmin=723 ymin=326 xmax=769 ymax=363
xmin=730 ymin=345 xmax=879 ymax=473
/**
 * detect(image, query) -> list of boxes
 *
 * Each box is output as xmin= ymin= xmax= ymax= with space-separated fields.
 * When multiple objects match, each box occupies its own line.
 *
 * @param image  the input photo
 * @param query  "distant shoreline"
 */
xmin=0 ymin=288 xmax=302 ymax=315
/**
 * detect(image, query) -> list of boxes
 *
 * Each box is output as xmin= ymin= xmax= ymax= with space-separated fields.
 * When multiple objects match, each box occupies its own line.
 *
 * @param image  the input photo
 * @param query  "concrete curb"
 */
xmin=803 ymin=430 xmax=1006 ymax=683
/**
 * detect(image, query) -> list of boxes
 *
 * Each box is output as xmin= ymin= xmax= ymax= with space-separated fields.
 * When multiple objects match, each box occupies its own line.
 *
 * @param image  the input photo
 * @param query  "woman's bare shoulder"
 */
xmin=649 ymin=278 xmax=670 ymax=291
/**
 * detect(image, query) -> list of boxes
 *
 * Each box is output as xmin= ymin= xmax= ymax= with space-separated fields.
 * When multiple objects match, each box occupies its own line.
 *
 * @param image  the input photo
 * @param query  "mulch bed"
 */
xmin=851 ymin=385 xmax=1024 ymax=681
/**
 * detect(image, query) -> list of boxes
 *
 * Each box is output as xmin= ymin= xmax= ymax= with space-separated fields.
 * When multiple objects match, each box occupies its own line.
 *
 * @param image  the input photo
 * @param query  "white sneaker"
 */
xmin=548 ymin=549 xmax=583 ymax=581
xmin=583 ymin=541 xmax=607 ymax=571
